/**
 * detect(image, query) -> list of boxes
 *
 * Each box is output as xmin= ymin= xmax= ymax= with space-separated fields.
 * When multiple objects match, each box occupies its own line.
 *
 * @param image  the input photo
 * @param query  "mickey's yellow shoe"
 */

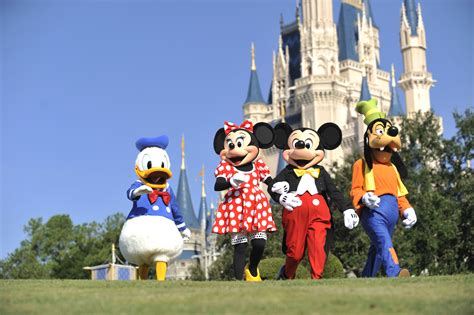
xmin=244 ymin=265 xmax=262 ymax=282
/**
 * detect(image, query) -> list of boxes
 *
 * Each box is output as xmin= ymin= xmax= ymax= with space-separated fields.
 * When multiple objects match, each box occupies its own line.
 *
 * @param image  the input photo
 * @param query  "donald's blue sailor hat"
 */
xmin=135 ymin=135 xmax=169 ymax=151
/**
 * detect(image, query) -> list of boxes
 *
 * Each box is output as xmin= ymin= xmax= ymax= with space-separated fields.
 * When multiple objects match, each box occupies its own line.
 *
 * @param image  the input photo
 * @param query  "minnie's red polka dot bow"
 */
xmin=224 ymin=120 xmax=254 ymax=135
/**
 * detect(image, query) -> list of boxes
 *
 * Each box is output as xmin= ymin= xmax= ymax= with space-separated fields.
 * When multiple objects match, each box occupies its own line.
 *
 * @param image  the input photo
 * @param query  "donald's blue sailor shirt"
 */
xmin=126 ymin=181 xmax=187 ymax=231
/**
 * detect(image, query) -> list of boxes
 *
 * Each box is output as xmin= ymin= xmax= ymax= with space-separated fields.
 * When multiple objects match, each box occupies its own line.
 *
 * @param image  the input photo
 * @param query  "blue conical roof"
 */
xmin=360 ymin=76 xmax=371 ymax=101
xmin=198 ymin=195 xmax=208 ymax=230
xmin=176 ymin=168 xmax=199 ymax=230
xmin=245 ymin=70 xmax=266 ymax=104
xmin=388 ymin=85 xmax=405 ymax=117
xmin=404 ymin=0 xmax=419 ymax=36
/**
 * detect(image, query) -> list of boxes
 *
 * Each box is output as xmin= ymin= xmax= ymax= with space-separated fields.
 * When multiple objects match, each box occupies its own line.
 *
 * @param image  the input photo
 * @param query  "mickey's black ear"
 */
xmin=253 ymin=122 xmax=274 ymax=149
xmin=318 ymin=122 xmax=342 ymax=150
xmin=274 ymin=123 xmax=293 ymax=150
xmin=213 ymin=128 xmax=226 ymax=155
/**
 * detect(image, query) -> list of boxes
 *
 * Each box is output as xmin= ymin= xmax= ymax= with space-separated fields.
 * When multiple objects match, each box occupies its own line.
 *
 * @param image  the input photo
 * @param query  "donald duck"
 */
xmin=119 ymin=135 xmax=191 ymax=281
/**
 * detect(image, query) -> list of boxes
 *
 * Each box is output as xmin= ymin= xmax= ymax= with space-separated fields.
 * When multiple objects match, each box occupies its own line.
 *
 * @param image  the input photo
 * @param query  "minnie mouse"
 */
xmin=269 ymin=122 xmax=359 ymax=280
xmin=212 ymin=120 xmax=276 ymax=281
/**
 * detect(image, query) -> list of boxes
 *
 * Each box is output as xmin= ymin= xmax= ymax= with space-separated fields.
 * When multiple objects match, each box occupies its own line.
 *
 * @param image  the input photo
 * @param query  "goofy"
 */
xmin=352 ymin=99 xmax=417 ymax=277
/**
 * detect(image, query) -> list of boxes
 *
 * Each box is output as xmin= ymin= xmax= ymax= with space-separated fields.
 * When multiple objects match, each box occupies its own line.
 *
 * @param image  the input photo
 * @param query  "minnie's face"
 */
xmin=283 ymin=129 xmax=325 ymax=169
xmin=220 ymin=130 xmax=258 ymax=166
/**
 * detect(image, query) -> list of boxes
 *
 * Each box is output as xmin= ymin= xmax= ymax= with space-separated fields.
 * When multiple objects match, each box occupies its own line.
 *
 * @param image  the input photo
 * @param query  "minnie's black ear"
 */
xmin=274 ymin=123 xmax=293 ymax=150
xmin=253 ymin=122 xmax=274 ymax=149
xmin=391 ymin=152 xmax=408 ymax=179
xmin=213 ymin=128 xmax=226 ymax=155
xmin=318 ymin=122 xmax=342 ymax=150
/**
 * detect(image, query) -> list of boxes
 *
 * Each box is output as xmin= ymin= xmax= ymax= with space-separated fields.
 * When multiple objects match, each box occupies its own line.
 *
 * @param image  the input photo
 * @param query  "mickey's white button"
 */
xmin=312 ymin=199 xmax=320 ymax=206
xmin=152 ymin=205 xmax=159 ymax=211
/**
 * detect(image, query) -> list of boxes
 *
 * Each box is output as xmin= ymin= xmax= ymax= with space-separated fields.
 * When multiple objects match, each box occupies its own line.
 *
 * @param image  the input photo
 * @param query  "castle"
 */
xmin=243 ymin=0 xmax=437 ymax=172
xmin=168 ymin=0 xmax=438 ymax=279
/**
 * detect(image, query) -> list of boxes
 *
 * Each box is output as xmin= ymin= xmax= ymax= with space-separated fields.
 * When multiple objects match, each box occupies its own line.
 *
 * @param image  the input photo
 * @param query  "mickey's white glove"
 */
xmin=229 ymin=173 xmax=249 ymax=188
xmin=362 ymin=192 xmax=380 ymax=209
xmin=279 ymin=192 xmax=302 ymax=211
xmin=343 ymin=209 xmax=359 ymax=230
xmin=402 ymin=208 xmax=417 ymax=229
xmin=181 ymin=228 xmax=191 ymax=241
xmin=271 ymin=181 xmax=290 ymax=195
xmin=132 ymin=185 xmax=153 ymax=197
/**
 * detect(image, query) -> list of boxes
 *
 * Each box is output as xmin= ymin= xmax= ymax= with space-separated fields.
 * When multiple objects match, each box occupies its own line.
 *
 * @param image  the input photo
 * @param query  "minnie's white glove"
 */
xmin=229 ymin=173 xmax=249 ymax=188
xmin=271 ymin=181 xmax=290 ymax=195
xmin=343 ymin=209 xmax=359 ymax=230
xmin=279 ymin=192 xmax=302 ymax=211
xmin=402 ymin=208 xmax=417 ymax=229
xmin=132 ymin=185 xmax=153 ymax=197
xmin=181 ymin=228 xmax=191 ymax=241
xmin=362 ymin=192 xmax=380 ymax=209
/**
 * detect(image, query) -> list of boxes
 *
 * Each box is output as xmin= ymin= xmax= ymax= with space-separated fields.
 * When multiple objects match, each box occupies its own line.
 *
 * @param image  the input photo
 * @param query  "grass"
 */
xmin=1 ymin=275 xmax=473 ymax=315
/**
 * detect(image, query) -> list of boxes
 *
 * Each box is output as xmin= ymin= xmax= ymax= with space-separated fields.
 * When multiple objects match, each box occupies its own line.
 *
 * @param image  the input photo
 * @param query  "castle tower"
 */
xmin=243 ymin=43 xmax=272 ymax=123
xmin=300 ymin=0 xmax=339 ymax=77
xmin=198 ymin=165 xmax=210 ymax=279
xmin=399 ymin=0 xmax=435 ymax=116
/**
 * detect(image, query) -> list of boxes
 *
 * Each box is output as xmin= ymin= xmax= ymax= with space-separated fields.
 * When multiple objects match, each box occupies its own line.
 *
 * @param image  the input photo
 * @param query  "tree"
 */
xmin=0 ymin=213 xmax=126 ymax=279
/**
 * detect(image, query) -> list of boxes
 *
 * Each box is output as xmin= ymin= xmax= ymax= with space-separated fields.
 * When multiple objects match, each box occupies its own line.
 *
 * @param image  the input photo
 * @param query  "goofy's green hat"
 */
xmin=356 ymin=98 xmax=386 ymax=125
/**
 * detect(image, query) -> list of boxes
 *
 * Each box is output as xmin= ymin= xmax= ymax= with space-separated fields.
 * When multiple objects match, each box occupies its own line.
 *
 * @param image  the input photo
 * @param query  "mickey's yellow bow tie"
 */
xmin=293 ymin=168 xmax=320 ymax=178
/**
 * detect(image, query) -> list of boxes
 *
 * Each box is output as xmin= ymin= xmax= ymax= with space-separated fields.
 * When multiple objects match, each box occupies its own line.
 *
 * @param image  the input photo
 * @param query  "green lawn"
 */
xmin=1 ymin=275 xmax=473 ymax=315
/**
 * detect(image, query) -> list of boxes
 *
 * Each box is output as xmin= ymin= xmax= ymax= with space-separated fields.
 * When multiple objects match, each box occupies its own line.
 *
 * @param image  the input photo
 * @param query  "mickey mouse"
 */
xmin=212 ymin=120 xmax=276 ymax=281
xmin=269 ymin=122 xmax=359 ymax=280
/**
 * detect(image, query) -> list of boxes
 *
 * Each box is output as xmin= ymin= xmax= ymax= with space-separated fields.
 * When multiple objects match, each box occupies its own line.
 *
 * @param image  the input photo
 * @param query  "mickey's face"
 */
xmin=366 ymin=119 xmax=401 ymax=164
xmin=220 ymin=130 xmax=259 ymax=167
xmin=283 ymin=129 xmax=325 ymax=169
xmin=274 ymin=122 xmax=342 ymax=169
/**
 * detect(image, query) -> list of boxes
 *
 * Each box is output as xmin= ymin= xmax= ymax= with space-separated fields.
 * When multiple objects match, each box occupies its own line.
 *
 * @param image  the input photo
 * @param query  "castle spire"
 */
xmin=359 ymin=74 xmax=371 ymax=101
xmin=403 ymin=0 xmax=419 ymax=35
xmin=244 ymin=43 xmax=266 ymax=105
xmin=176 ymin=134 xmax=199 ymax=230
xmin=198 ymin=165 xmax=208 ymax=232
xmin=388 ymin=64 xmax=405 ymax=117
xmin=181 ymin=135 xmax=185 ymax=170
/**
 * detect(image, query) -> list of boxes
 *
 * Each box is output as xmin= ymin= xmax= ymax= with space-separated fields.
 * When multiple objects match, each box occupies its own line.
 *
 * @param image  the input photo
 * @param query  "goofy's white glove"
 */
xmin=343 ymin=209 xmax=359 ymax=230
xmin=362 ymin=192 xmax=380 ymax=209
xmin=229 ymin=173 xmax=249 ymax=188
xmin=279 ymin=192 xmax=302 ymax=211
xmin=271 ymin=181 xmax=290 ymax=195
xmin=181 ymin=228 xmax=191 ymax=241
xmin=132 ymin=185 xmax=153 ymax=197
xmin=402 ymin=208 xmax=417 ymax=229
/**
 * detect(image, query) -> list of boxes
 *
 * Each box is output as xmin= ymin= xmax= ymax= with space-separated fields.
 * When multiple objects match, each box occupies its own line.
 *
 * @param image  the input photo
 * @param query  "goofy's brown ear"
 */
xmin=253 ymin=122 xmax=274 ymax=149
xmin=318 ymin=123 xmax=342 ymax=150
xmin=274 ymin=123 xmax=293 ymax=150
xmin=391 ymin=152 xmax=408 ymax=179
xmin=213 ymin=128 xmax=226 ymax=155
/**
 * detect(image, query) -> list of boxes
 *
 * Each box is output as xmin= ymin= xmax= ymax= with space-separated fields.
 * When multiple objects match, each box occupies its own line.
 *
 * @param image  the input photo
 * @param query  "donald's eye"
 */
xmin=161 ymin=162 xmax=165 ymax=168
xmin=147 ymin=161 xmax=152 ymax=169
xmin=305 ymin=139 xmax=313 ymax=149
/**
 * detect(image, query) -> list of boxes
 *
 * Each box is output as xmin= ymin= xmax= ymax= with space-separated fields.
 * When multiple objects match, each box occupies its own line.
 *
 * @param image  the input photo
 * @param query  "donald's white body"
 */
xmin=119 ymin=215 xmax=183 ymax=265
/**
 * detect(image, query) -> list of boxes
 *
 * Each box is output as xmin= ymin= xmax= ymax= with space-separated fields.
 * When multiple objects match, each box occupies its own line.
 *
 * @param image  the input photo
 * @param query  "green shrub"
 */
xmin=259 ymin=254 xmax=345 ymax=280
xmin=322 ymin=254 xmax=345 ymax=279
xmin=258 ymin=257 xmax=311 ymax=280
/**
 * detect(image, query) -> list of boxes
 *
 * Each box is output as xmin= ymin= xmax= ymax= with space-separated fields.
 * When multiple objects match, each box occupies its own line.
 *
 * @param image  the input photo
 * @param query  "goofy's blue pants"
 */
xmin=361 ymin=194 xmax=401 ymax=277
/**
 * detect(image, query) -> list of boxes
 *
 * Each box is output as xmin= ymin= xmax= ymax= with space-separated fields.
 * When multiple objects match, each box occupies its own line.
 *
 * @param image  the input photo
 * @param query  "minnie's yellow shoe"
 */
xmin=244 ymin=265 xmax=262 ymax=282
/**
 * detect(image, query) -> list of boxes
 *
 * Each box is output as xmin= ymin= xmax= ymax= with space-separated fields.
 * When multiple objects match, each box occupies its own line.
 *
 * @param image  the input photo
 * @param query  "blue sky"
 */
xmin=1 ymin=0 xmax=472 ymax=258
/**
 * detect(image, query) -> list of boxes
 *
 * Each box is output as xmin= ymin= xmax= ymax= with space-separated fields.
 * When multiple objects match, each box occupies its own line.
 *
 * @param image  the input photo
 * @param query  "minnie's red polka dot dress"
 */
xmin=212 ymin=158 xmax=277 ymax=235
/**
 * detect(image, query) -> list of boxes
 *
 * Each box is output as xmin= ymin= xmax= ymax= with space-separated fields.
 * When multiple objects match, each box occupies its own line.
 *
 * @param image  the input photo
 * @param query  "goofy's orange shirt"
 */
xmin=351 ymin=159 xmax=411 ymax=217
